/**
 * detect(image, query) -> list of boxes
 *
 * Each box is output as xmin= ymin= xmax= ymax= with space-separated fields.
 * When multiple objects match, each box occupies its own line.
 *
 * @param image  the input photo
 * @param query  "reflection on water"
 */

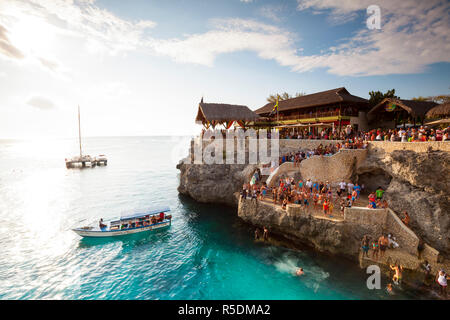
xmin=0 ymin=137 xmax=429 ymax=300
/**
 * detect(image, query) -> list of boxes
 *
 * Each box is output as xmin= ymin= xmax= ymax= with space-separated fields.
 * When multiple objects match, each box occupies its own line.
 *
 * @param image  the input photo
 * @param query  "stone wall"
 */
xmin=344 ymin=207 xmax=387 ymax=227
xmin=422 ymin=244 xmax=440 ymax=263
xmin=385 ymin=209 xmax=419 ymax=256
xmin=367 ymin=141 xmax=450 ymax=153
xmin=279 ymin=139 xmax=343 ymax=154
xmin=238 ymin=199 xmax=440 ymax=267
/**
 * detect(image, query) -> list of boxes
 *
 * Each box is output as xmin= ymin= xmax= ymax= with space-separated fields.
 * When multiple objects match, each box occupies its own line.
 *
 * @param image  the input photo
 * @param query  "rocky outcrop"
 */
xmin=357 ymin=150 xmax=450 ymax=255
xmin=177 ymin=160 xmax=257 ymax=206
xmin=238 ymin=199 xmax=358 ymax=258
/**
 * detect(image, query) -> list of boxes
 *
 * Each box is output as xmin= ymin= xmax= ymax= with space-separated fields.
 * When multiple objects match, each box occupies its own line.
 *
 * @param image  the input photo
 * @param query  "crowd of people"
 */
xmin=200 ymin=124 xmax=450 ymax=144
xmin=279 ymin=125 xmax=450 ymax=142
xmin=278 ymin=139 xmax=368 ymax=166
xmin=241 ymin=171 xmax=391 ymax=217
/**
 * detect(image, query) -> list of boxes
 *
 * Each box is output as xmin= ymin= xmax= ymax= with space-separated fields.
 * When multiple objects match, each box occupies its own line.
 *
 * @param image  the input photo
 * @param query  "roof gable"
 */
xmin=254 ymin=87 xmax=368 ymax=115
xmin=196 ymin=101 xmax=260 ymax=123
xmin=368 ymin=98 xmax=438 ymax=117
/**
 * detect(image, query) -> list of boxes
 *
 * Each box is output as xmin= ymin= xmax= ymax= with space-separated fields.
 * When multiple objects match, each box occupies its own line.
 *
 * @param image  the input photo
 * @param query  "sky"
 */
xmin=0 ymin=0 xmax=449 ymax=138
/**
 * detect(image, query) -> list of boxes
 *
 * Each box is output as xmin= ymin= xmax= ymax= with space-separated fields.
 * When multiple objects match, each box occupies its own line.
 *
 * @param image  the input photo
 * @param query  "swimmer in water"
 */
xmin=296 ymin=268 xmax=304 ymax=276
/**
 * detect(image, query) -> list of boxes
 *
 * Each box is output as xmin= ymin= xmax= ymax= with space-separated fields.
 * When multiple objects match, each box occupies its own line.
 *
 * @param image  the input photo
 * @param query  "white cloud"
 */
xmin=0 ymin=0 xmax=449 ymax=79
xmin=0 ymin=0 xmax=156 ymax=72
xmin=149 ymin=19 xmax=297 ymax=66
xmin=295 ymin=0 xmax=450 ymax=75
xmin=151 ymin=0 xmax=450 ymax=76
xmin=27 ymin=96 xmax=56 ymax=110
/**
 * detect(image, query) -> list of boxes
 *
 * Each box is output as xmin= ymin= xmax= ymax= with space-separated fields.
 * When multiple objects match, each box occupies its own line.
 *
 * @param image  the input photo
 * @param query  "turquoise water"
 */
xmin=0 ymin=137 xmax=423 ymax=300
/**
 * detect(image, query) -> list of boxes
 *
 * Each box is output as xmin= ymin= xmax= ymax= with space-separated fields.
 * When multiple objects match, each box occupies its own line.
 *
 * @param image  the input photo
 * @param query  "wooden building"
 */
xmin=253 ymin=87 xmax=369 ymax=132
xmin=367 ymin=98 xmax=438 ymax=128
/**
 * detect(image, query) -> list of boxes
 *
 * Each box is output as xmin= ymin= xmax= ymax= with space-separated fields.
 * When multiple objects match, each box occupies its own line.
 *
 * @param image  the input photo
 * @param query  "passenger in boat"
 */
xmin=99 ymin=218 xmax=107 ymax=229
xmin=159 ymin=212 xmax=165 ymax=221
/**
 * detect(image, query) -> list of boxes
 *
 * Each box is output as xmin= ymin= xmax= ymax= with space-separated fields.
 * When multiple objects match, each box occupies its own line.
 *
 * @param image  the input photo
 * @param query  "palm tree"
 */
xmin=266 ymin=91 xmax=306 ymax=103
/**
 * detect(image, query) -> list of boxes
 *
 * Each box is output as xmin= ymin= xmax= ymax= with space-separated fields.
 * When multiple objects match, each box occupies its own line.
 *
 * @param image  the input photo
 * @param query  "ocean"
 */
xmin=0 ymin=136 xmax=426 ymax=299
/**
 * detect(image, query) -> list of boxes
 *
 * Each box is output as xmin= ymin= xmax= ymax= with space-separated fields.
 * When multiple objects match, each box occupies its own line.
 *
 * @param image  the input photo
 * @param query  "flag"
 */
xmin=269 ymin=96 xmax=279 ymax=116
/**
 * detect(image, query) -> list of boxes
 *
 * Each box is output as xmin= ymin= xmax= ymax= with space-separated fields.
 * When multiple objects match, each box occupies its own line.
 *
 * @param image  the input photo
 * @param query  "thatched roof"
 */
xmin=195 ymin=100 xmax=260 ymax=123
xmin=426 ymin=102 xmax=450 ymax=118
xmin=368 ymin=98 xmax=437 ymax=118
xmin=425 ymin=118 xmax=450 ymax=126
xmin=254 ymin=87 xmax=368 ymax=115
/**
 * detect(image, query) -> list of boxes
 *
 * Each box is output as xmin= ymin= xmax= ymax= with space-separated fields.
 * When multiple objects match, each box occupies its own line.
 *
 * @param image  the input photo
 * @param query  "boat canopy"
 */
xmin=119 ymin=207 xmax=171 ymax=221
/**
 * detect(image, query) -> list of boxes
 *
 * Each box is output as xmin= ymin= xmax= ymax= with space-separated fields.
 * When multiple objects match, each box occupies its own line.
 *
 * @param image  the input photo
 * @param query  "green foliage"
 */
xmin=411 ymin=95 xmax=450 ymax=103
xmin=368 ymin=89 xmax=399 ymax=107
xmin=266 ymin=91 xmax=306 ymax=103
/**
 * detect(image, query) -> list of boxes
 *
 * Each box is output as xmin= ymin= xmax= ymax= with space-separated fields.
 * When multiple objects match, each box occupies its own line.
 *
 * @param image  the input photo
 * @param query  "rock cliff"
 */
xmin=177 ymin=160 xmax=257 ymax=206
xmin=177 ymin=141 xmax=450 ymax=257
xmin=357 ymin=149 xmax=450 ymax=255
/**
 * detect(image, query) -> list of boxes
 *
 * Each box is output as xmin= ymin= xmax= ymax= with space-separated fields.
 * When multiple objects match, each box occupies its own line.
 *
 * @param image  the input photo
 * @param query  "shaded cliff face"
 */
xmin=357 ymin=150 xmax=450 ymax=255
xmin=237 ymin=199 xmax=383 ymax=260
xmin=177 ymin=161 xmax=257 ymax=206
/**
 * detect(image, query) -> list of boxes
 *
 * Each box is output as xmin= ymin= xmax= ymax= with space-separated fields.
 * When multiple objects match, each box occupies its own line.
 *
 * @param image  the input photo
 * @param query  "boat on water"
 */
xmin=72 ymin=207 xmax=172 ymax=238
xmin=65 ymin=105 xmax=107 ymax=169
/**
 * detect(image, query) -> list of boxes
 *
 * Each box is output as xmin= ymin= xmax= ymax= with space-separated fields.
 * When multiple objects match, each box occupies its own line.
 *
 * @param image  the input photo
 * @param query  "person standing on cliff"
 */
xmin=306 ymin=179 xmax=312 ymax=193
xmin=263 ymin=227 xmax=269 ymax=241
xmin=401 ymin=211 xmax=410 ymax=226
xmin=338 ymin=181 xmax=346 ymax=197
xmin=254 ymin=228 xmax=260 ymax=240
xmin=376 ymin=186 xmax=384 ymax=201
xmin=436 ymin=270 xmax=448 ymax=297
xmin=354 ymin=183 xmax=361 ymax=199
xmin=378 ymin=234 xmax=389 ymax=259
xmin=372 ymin=241 xmax=379 ymax=260
xmin=272 ymin=187 xmax=277 ymax=204
xmin=361 ymin=236 xmax=370 ymax=258
xmin=347 ymin=182 xmax=354 ymax=196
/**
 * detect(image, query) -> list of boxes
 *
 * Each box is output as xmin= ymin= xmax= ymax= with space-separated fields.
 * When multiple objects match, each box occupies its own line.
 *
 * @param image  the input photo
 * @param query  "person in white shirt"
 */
xmin=443 ymin=133 xmax=449 ymax=141
xmin=436 ymin=270 xmax=448 ymax=297
xmin=347 ymin=182 xmax=354 ymax=195
xmin=390 ymin=133 xmax=396 ymax=142
xmin=401 ymin=132 xmax=408 ymax=142
xmin=306 ymin=179 xmax=312 ymax=192
xmin=339 ymin=181 xmax=346 ymax=196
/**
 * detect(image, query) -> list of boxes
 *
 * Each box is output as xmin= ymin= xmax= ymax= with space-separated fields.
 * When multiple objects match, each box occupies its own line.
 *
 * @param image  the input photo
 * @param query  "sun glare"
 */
xmin=9 ymin=14 xmax=56 ymax=56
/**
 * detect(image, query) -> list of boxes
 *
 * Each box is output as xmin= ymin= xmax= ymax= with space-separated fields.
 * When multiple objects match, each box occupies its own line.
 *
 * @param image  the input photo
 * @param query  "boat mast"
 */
xmin=78 ymin=105 xmax=82 ymax=158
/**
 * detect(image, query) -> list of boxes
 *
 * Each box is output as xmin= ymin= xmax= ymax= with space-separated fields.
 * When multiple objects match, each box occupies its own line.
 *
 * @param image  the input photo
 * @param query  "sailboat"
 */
xmin=65 ymin=106 xmax=107 ymax=169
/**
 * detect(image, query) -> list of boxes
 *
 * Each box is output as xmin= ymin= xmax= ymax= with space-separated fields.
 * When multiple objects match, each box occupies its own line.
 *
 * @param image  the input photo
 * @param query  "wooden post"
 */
xmin=78 ymin=105 xmax=82 ymax=158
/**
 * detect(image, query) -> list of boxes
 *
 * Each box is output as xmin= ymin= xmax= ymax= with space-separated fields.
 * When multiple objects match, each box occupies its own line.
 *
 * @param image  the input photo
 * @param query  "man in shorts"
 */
xmin=376 ymin=186 xmax=384 ymax=200
xmin=378 ymin=234 xmax=389 ymax=259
